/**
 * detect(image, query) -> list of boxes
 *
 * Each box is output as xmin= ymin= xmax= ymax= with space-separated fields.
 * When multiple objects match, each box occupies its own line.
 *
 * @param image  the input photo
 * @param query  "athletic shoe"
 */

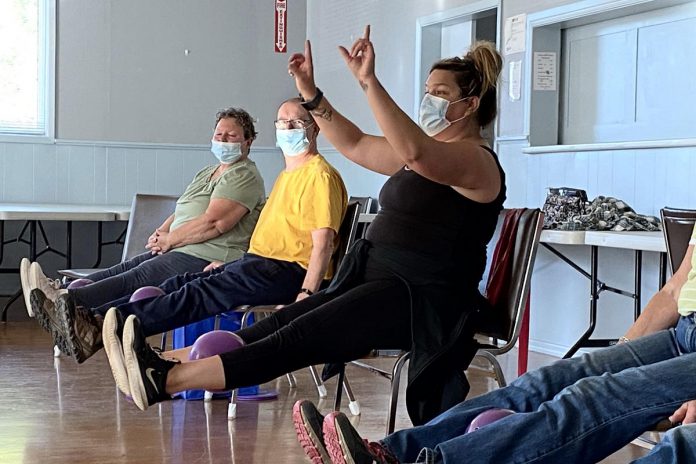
xmin=30 ymin=261 xmax=65 ymax=302
xmin=20 ymin=258 xmax=34 ymax=316
xmin=55 ymin=293 xmax=103 ymax=363
xmin=323 ymin=412 xmax=400 ymax=464
xmin=293 ymin=400 xmax=330 ymax=464
xmin=31 ymin=289 xmax=71 ymax=355
xmin=103 ymin=307 xmax=130 ymax=397
xmin=123 ymin=315 xmax=179 ymax=411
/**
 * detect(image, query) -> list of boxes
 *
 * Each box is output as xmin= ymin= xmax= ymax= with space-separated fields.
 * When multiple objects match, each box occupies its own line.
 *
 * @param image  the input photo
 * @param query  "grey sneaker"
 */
xmin=20 ymin=258 xmax=34 ymax=316
xmin=123 ymin=315 xmax=179 ymax=411
xmin=30 ymin=262 xmax=65 ymax=302
xmin=293 ymin=400 xmax=330 ymax=464
xmin=323 ymin=412 xmax=400 ymax=464
xmin=103 ymin=307 xmax=130 ymax=397
xmin=55 ymin=293 xmax=103 ymax=363
xmin=31 ymin=289 xmax=72 ymax=356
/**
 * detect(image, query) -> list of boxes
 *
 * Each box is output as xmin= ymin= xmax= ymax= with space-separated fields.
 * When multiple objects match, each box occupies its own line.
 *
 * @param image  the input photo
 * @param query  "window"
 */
xmin=0 ymin=0 xmax=55 ymax=139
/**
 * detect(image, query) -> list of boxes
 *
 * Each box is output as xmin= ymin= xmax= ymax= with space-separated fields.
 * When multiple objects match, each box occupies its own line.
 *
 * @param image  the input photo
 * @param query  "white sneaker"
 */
xmin=29 ymin=262 xmax=65 ymax=303
xmin=19 ymin=258 xmax=34 ymax=317
xmin=103 ymin=308 xmax=131 ymax=397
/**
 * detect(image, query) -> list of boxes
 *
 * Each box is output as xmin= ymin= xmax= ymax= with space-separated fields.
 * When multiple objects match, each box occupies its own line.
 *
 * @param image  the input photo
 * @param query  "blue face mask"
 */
xmin=275 ymin=128 xmax=310 ymax=157
xmin=210 ymin=140 xmax=244 ymax=164
xmin=418 ymin=93 xmax=468 ymax=137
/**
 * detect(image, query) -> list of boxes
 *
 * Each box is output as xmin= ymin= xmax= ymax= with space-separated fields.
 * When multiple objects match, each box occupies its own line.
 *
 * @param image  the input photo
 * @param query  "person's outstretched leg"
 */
xmin=71 ymin=251 xmax=209 ymax=308
xmin=113 ymin=255 xmax=305 ymax=336
xmin=380 ymin=330 xmax=684 ymax=462
xmin=631 ymin=424 xmax=696 ymax=463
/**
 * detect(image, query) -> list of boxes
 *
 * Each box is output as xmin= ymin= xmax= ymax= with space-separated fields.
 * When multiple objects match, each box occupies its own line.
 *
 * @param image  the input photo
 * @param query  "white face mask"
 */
xmin=210 ymin=140 xmax=244 ymax=164
xmin=418 ymin=93 xmax=468 ymax=137
xmin=275 ymin=128 xmax=311 ymax=157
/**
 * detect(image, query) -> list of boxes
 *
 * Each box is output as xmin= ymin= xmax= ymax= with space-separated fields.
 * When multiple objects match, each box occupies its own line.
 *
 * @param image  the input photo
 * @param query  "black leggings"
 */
xmin=220 ymin=276 xmax=412 ymax=390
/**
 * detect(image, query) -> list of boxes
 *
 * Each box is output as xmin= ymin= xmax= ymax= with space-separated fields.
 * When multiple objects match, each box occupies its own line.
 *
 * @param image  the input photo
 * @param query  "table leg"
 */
xmin=563 ymin=245 xmax=600 ymax=359
xmin=66 ymin=221 xmax=72 ymax=268
xmin=634 ymin=250 xmax=642 ymax=320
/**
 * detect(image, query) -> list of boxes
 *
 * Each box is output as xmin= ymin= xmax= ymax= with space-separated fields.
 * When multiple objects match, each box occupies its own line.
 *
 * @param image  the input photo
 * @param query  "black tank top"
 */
xmin=366 ymin=147 xmax=506 ymax=288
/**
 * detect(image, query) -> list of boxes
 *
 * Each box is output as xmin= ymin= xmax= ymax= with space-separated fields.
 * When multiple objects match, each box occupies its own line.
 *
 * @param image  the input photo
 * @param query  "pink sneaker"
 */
xmin=323 ymin=411 xmax=399 ymax=464
xmin=293 ymin=400 xmax=330 ymax=463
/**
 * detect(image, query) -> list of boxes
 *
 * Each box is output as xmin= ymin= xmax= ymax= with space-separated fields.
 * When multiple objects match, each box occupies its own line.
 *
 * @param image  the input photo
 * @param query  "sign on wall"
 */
xmin=275 ymin=0 xmax=287 ymax=53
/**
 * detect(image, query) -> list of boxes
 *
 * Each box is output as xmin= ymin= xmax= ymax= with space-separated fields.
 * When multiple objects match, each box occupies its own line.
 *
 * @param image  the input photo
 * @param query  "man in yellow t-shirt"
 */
xmin=43 ymin=98 xmax=348 ymax=363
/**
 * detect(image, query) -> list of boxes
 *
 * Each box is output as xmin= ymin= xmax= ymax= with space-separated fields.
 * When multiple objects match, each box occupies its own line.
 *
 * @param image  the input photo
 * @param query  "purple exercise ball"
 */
xmin=189 ymin=330 xmax=245 ymax=360
xmin=129 ymin=286 xmax=165 ymax=302
xmin=465 ymin=408 xmax=516 ymax=433
xmin=66 ymin=278 xmax=94 ymax=290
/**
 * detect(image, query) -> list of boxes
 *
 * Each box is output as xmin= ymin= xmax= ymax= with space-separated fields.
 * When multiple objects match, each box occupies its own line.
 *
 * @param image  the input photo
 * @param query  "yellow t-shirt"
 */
xmin=677 ymin=223 xmax=696 ymax=316
xmin=248 ymin=154 xmax=347 ymax=278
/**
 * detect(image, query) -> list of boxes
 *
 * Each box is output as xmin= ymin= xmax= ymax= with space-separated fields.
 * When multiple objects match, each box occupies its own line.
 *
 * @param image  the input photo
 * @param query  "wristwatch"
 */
xmin=300 ymin=88 xmax=324 ymax=111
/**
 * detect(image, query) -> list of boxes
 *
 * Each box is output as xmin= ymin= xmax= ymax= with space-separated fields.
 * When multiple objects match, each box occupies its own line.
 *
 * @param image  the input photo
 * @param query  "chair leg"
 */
xmin=286 ymin=372 xmax=298 ymax=388
xmin=474 ymin=350 xmax=507 ymax=387
xmin=386 ymin=353 xmax=410 ymax=435
xmin=228 ymin=388 xmax=238 ymax=420
xmin=308 ymin=365 xmax=328 ymax=398
xmin=342 ymin=374 xmax=360 ymax=416
xmin=159 ymin=332 xmax=167 ymax=351
xmin=334 ymin=365 xmax=346 ymax=412
xmin=53 ymin=345 xmax=62 ymax=357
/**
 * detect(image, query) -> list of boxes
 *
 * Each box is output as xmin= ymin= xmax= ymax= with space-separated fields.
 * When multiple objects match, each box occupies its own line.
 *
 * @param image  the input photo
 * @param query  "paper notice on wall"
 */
xmin=533 ymin=52 xmax=557 ymax=91
xmin=504 ymin=14 xmax=526 ymax=55
xmin=509 ymin=60 xmax=522 ymax=101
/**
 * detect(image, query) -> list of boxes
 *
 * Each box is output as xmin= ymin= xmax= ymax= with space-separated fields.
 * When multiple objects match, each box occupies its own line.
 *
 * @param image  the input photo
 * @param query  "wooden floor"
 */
xmin=0 ymin=298 xmax=649 ymax=463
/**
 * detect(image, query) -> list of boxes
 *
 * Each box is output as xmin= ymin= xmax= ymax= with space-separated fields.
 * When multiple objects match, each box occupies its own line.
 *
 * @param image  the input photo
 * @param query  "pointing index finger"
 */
xmin=305 ymin=39 xmax=313 ymax=63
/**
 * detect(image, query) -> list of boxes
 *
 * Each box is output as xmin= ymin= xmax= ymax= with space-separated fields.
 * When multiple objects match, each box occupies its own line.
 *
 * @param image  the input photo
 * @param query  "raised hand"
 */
xmin=338 ymin=25 xmax=375 ymax=88
xmin=288 ymin=40 xmax=318 ymax=99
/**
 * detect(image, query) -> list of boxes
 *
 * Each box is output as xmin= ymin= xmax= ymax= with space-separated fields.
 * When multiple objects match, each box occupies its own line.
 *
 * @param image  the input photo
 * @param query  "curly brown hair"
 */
xmin=215 ymin=107 xmax=258 ymax=141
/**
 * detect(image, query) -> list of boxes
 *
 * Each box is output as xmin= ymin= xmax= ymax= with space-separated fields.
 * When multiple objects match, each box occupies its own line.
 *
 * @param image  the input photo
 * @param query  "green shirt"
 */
xmin=171 ymin=159 xmax=265 ymax=263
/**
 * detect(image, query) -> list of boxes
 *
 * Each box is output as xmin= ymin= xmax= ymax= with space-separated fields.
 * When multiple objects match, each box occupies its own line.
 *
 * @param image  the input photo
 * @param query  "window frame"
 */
xmin=0 ymin=0 xmax=56 ymax=143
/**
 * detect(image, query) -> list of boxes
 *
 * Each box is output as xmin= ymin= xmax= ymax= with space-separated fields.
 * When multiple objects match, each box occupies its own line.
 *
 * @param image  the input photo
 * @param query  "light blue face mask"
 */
xmin=210 ymin=140 xmax=244 ymax=164
xmin=275 ymin=128 xmax=310 ymax=157
xmin=418 ymin=93 xmax=468 ymax=137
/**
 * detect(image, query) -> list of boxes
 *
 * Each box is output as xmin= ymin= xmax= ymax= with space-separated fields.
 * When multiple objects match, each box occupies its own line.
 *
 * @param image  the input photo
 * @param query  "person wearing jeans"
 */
xmin=289 ymin=223 xmax=696 ymax=463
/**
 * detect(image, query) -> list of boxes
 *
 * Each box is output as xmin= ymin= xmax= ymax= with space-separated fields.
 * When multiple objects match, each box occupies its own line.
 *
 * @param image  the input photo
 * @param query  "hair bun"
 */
xmin=466 ymin=41 xmax=503 ymax=96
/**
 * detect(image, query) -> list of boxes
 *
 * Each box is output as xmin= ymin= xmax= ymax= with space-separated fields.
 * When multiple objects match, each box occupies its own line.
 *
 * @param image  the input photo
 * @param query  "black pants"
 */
xmin=221 ymin=263 xmax=413 ymax=390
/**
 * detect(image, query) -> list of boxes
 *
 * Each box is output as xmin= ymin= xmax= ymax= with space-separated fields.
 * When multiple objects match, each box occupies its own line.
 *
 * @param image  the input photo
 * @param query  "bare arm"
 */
xmin=147 ymin=198 xmax=248 ymax=254
xmin=338 ymin=26 xmax=501 ymax=202
xmin=623 ymin=244 xmax=693 ymax=339
xmin=295 ymin=228 xmax=336 ymax=301
xmin=147 ymin=214 xmax=175 ymax=249
xmin=289 ymin=41 xmax=403 ymax=176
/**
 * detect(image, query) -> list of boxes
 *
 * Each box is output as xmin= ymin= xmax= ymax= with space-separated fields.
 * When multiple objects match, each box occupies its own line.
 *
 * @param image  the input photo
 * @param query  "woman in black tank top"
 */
xmin=109 ymin=27 xmax=507 ymax=445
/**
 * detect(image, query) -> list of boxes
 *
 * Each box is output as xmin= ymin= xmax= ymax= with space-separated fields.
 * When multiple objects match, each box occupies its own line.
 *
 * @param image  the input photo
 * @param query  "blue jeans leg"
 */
xmin=675 ymin=314 xmax=696 ymax=354
xmin=107 ymin=254 xmax=305 ymax=336
xmin=384 ymin=330 xmax=692 ymax=464
xmin=632 ymin=424 xmax=696 ymax=463
xmin=71 ymin=251 xmax=210 ymax=308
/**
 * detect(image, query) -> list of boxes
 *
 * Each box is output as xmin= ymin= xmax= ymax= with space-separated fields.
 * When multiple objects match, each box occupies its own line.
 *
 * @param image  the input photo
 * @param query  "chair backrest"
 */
xmin=660 ymin=207 xmax=696 ymax=273
xmin=332 ymin=201 xmax=363 ymax=268
xmin=477 ymin=208 xmax=544 ymax=348
xmin=122 ymin=194 xmax=179 ymax=261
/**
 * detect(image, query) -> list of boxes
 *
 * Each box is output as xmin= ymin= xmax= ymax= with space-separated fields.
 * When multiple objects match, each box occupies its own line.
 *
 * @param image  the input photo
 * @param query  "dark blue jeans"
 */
xmin=92 ymin=253 xmax=305 ymax=336
xmin=382 ymin=330 xmax=695 ymax=464
xmin=72 ymin=251 xmax=209 ymax=308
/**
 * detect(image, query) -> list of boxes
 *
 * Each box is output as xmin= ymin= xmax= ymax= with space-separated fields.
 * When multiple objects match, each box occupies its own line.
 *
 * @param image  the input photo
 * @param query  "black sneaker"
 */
xmin=293 ymin=400 xmax=330 ymax=464
xmin=123 ymin=314 xmax=179 ymax=411
xmin=31 ymin=289 xmax=71 ymax=356
xmin=55 ymin=293 xmax=103 ymax=364
xmin=103 ymin=307 xmax=130 ymax=397
xmin=323 ymin=412 xmax=400 ymax=464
